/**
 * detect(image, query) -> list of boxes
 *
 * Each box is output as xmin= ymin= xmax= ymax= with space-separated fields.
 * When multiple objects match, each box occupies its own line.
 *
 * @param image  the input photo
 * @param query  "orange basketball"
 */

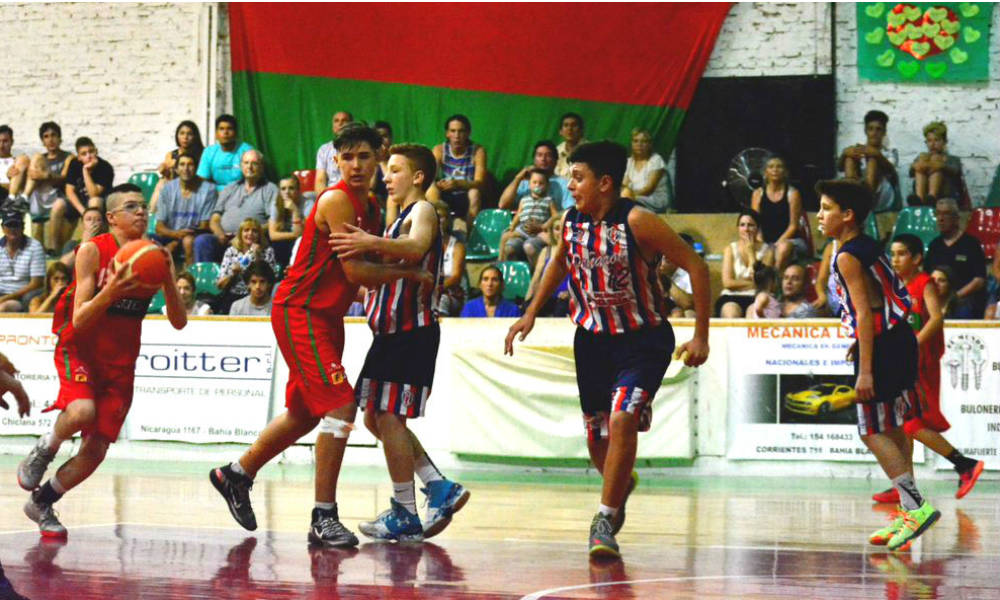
xmin=113 ymin=239 xmax=170 ymax=296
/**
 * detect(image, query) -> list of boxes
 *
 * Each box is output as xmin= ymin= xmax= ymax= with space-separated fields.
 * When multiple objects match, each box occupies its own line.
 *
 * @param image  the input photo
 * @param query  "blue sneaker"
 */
xmin=359 ymin=498 xmax=423 ymax=543
xmin=422 ymin=479 xmax=471 ymax=539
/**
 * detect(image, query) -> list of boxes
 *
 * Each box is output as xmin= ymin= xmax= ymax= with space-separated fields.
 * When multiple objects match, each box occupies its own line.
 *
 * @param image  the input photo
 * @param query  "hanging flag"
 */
xmin=857 ymin=2 xmax=992 ymax=82
xmin=228 ymin=3 xmax=731 ymax=181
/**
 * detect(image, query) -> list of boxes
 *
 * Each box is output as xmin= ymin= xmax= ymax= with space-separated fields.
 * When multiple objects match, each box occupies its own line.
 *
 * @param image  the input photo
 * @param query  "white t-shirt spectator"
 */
xmin=229 ymin=296 xmax=272 ymax=316
xmin=315 ymin=142 xmax=342 ymax=186
xmin=625 ymin=153 xmax=670 ymax=213
xmin=0 ymin=237 xmax=45 ymax=295
xmin=162 ymin=301 xmax=212 ymax=316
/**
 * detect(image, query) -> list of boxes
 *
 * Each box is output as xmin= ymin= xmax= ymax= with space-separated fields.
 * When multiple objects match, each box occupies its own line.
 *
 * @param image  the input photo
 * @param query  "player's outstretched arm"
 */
xmin=160 ymin=249 xmax=188 ymax=330
xmin=329 ymin=200 xmax=436 ymax=264
xmin=837 ymin=252 xmax=874 ymax=401
xmin=0 ymin=352 xmax=30 ymax=418
xmin=505 ymin=230 xmax=568 ymax=356
xmin=71 ymin=242 xmax=145 ymax=334
xmin=629 ymin=207 xmax=709 ymax=367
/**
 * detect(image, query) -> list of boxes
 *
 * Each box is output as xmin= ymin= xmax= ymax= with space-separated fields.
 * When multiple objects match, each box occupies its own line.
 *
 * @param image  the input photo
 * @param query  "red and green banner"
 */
xmin=228 ymin=3 xmax=731 ymax=183
xmin=857 ymin=2 xmax=992 ymax=82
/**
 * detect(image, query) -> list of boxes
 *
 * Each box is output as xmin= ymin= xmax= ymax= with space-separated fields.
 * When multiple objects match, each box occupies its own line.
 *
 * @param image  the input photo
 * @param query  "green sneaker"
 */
xmin=589 ymin=513 xmax=620 ymax=559
xmin=869 ymin=507 xmax=904 ymax=546
xmin=887 ymin=501 xmax=940 ymax=551
xmin=610 ymin=471 xmax=638 ymax=535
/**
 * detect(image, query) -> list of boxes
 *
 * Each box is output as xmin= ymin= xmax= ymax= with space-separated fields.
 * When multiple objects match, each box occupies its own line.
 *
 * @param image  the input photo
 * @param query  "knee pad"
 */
xmin=317 ymin=416 xmax=353 ymax=438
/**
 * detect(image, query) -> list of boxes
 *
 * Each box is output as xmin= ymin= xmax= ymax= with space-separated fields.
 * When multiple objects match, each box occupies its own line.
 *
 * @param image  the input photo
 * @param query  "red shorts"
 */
xmin=272 ymin=304 xmax=354 ymax=418
xmin=45 ymin=344 xmax=135 ymax=442
xmin=904 ymin=364 xmax=950 ymax=435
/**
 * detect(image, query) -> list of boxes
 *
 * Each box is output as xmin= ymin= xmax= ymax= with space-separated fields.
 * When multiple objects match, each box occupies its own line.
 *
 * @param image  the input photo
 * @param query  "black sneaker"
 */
xmin=209 ymin=465 xmax=257 ymax=531
xmin=309 ymin=506 xmax=359 ymax=548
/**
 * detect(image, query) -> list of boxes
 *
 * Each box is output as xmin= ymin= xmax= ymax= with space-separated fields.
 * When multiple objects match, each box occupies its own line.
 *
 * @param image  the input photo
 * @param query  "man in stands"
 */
xmin=314 ymin=110 xmax=353 ymax=195
xmin=27 ymin=122 xmax=73 ymax=254
xmin=228 ymin=260 xmax=274 ymax=316
xmin=499 ymin=140 xmax=571 ymax=211
xmin=197 ymin=115 xmax=254 ymax=192
xmin=924 ymin=197 xmax=986 ymax=318
xmin=154 ymin=151 xmax=217 ymax=266
xmin=554 ymin=113 xmax=587 ymax=180
xmin=195 ymin=149 xmax=275 ymax=262
xmin=0 ymin=205 xmax=45 ymax=313
xmin=838 ymin=110 xmax=900 ymax=213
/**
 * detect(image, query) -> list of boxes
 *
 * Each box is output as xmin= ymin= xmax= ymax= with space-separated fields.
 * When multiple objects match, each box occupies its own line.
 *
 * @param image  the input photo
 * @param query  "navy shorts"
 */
xmin=355 ymin=323 xmax=439 ymax=418
xmin=853 ymin=324 xmax=919 ymax=436
xmin=574 ymin=323 xmax=675 ymax=439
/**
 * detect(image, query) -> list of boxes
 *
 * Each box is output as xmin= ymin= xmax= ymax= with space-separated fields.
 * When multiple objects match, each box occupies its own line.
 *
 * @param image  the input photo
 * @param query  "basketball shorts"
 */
xmin=854 ymin=325 xmax=920 ymax=437
xmin=272 ymin=305 xmax=354 ymax=418
xmin=355 ymin=323 xmax=439 ymax=418
xmin=574 ymin=323 xmax=674 ymax=442
xmin=45 ymin=344 xmax=135 ymax=442
xmin=904 ymin=357 xmax=950 ymax=435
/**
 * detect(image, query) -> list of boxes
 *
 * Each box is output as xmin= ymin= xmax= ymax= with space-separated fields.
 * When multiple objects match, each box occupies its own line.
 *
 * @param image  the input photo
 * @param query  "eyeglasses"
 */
xmin=114 ymin=201 xmax=147 ymax=214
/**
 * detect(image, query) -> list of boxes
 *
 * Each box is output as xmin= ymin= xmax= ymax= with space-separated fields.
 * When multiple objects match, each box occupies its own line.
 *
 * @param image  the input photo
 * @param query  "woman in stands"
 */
xmin=269 ymin=175 xmax=305 ymax=267
xmin=931 ymin=266 xmax=958 ymax=319
xmin=216 ymin=218 xmax=278 ymax=314
xmin=157 ymin=121 xmax=205 ymax=181
xmin=622 ymin=128 xmax=671 ymax=213
xmin=750 ymin=155 xmax=806 ymax=272
xmin=716 ymin=209 xmax=774 ymax=318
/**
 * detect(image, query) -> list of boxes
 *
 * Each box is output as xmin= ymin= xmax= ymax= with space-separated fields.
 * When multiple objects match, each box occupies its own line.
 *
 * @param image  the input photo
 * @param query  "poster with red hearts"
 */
xmin=858 ymin=2 xmax=992 ymax=82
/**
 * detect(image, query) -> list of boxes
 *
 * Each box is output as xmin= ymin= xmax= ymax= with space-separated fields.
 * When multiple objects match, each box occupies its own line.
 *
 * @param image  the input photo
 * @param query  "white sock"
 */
xmin=599 ymin=503 xmax=619 ymax=518
xmin=42 ymin=432 xmax=62 ymax=454
xmin=314 ymin=501 xmax=335 ymax=512
xmin=414 ymin=452 xmax=444 ymax=485
xmin=393 ymin=481 xmax=418 ymax=516
xmin=50 ymin=474 xmax=67 ymax=495
xmin=230 ymin=461 xmax=249 ymax=478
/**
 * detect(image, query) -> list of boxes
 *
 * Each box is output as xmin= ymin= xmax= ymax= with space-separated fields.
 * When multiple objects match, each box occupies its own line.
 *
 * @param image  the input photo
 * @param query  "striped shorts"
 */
xmin=856 ymin=389 xmax=920 ymax=437
xmin=355 ymin=323 xmax=439 ymax=418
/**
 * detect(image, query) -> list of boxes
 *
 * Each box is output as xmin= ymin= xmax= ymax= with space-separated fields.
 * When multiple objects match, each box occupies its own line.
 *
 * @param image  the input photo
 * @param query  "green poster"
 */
xmin=857 ymin=2 xmax=992 ymax=82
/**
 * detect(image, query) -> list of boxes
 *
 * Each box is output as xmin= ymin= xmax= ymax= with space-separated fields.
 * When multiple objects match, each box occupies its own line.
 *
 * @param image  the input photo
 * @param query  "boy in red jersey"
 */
xmin=210 ymin=125 xmax=432 ymax=548
xmin=330 ymin=144 xmax=469 ymax=542
xmin=505 ymin=141 xmax=711 ymax=559
xmin=866 ymin=234 xmax=982 ymax=504
xmin=17 ymin=183 xmax=188 ymax=538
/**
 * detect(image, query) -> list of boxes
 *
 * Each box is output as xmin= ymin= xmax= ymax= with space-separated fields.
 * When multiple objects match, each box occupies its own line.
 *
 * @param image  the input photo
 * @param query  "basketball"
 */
xmin=112 ymin=239 xmax=170 ymax=296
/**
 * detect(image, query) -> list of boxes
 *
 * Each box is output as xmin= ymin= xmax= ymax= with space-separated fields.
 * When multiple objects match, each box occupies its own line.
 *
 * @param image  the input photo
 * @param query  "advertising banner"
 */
xmin=939 ymin=327 xmax=1000 ymax=469
xmin=0 ymin=317 xmax=62 ymax=436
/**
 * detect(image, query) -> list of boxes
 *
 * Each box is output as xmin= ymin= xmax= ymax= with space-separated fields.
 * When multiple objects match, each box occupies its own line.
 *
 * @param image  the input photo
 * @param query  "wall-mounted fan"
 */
xmin=721 ymin=147 xmax=774 ymax=211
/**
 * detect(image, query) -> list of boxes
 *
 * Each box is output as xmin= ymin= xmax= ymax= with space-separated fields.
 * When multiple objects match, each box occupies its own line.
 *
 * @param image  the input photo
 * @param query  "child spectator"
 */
xmin=460 ymin=265 xmax=520 ymax=318
xmin=59 ymin=207 xmax=105 ymax=272
xmin=216 ymin=218 xmax=278 ymax=314
xmin=228 ymin=260 xmax=274 ymax=316
xmin=166 ymin=271 xmax=213 ymax=316
xmin=26 ymin=122 xmax=72 ymax=254
xmin=499 ymin=169 xmax=558 ymax=267
xmin=269 ymin=175 xmax=305 ymax=267
xmin=64 ymin=137 xmax=114 ymax=212
xmin=746 ymin=262 xmax=781 ymax=319
xmin=909 ymin=121 xmax=966 ymax=208
xmin=28 ymin=262 xmax=70 ymax=314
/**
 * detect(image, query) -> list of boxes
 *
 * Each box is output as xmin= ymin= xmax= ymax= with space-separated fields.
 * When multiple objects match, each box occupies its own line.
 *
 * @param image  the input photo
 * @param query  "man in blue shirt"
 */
xmin=197 ymin=115 xmax=254 ymax=192
xmin=499 ymin=140 xmax=571 ymax=211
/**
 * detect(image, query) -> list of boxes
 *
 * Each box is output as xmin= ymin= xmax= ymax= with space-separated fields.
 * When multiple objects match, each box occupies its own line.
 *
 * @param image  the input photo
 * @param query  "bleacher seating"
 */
xmin=146 ymin=213 xmax=158 ymax=237
xmin=128 ymin=172 xmax=160 ymax=203
xmin=147 ymin=290 xmax=166 ymax=315
xmin=496 ymin=260 xmax=531 ymax=301
xmin=890 ymin=206 xmax=937 ymax=251
xmin=188 ymin=262 xmax=222 ymax=297
xmin=966 ymin=207 xmax=1000 ymax=261
xmin=466 ymin=209 xmax=512 ymax=262
xmin=294 ymin=169 xmax=316 ymax=192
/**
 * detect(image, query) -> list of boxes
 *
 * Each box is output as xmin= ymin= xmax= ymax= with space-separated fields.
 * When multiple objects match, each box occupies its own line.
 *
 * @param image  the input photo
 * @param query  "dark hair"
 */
xmin=736 ymin=209 xmax=762 ymax=228
xmin=243 ymin=259 xmax=276 ymax=286
xmin=110 ymin=183 xmax=143 ymax=195
xmin=175 ymin=150 xmax=198 ymax=165
xmin=374 ymin=120 xmax=393 ymax=135
xmin=560 ymin=112 xmax=584 ymax=129
xmin=533 ymin=140 xmax=558 ymax=159
xmin=479 ymin=264 xmax=504 ymax=290
xmin=567 ymin=141 xmax=627 ymax=191
xmin=864 ymin=110 xmax=889 ymax=126
xmin=753 ymin=261 xmax=777 ymax=290
xmin=74 ymin=137 xmax=95 ymax=152
xmin=82 ymin=206 xmax=105 ymax=220
xmin=334 ymin=123 xmax=383 ymax=153
xmin=389 ymin=144 xmax=437 ymax=192
xmin=39 ymin=121 xmax=61 ymax=139
xmin=814 ymin=178 xmax=874 ymax=224
xmin=891 ymin=233 xmax=924 ymax=258
xmin=932 ymin=264 xmax=955 ymax=284
xmin=215 ymin=114 xmax=238 ymax=132
xmin=175 ymin=271 xmax=196 ymax=289
xmin=444 ymin=114 xmax=472 ymax=133
xmin=0 ymin=125 xmax=11 ymax=137
xmin=175 ymin=120 xmax=205 ymax=158
xmin=44 ymin=262 xmax=71 ymax=295
xmin=528 ymin=168 xmax=550 ymax=180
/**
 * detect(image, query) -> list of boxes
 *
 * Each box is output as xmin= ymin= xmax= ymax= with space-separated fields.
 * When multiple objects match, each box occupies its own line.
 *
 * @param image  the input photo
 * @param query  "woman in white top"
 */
xmin=622 ymin=128 xmax=671 ymax=213
xmin=716 ymin=210 xmax=774 ymax=317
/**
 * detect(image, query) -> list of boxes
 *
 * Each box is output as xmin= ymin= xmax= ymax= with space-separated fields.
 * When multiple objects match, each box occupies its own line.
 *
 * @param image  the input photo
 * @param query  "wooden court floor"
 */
xmin=0 ymin=458 xmax=997 ymax=599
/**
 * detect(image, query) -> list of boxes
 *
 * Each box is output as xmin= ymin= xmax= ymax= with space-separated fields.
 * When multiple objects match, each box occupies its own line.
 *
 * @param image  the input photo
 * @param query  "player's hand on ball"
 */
xmin=106 ymin=261 xmax=145 ymax=300
xmin=674 ymin=337 xmax=708 ymax=367
xmin=504 ymin=314 xmax=536 ymax=356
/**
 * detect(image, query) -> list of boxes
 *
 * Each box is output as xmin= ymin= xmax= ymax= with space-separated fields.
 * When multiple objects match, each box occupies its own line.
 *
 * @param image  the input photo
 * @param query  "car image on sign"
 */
xmin=784 ymin=383 xmax=857 ymax=416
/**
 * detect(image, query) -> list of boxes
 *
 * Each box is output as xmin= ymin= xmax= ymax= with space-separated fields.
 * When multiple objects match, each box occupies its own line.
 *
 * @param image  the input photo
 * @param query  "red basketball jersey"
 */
xmin=905 ymin=271 xmax=945 ymax=365
xmin=273 ymin=180 xmax=381 ymax=313
xmin=52 ymin=233 xmax=151 ymax=367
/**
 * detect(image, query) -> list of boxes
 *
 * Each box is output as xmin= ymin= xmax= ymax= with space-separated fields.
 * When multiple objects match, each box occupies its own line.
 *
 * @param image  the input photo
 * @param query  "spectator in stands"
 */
xmin=0 ymin=126 xmax=20 ymax=196
xmin=228 ymin=260 xmax=275 ymax=316
xmin=657 ymin=234 xmax=699 ymax=318
xmin=750 ymin=155 xmax=806 ymax=272
xmin=372 ymin=120 xmax=392 ymax=209
xmin=460 ymin=265 xmax=521 ymax=318
xmin=499 ymin=140 xmax=570 ymax=210
xmin=554 ymin=113 xmax=586 ymax=179
xmin=924 ymin=198 xmax=986 ymax=318
xmin=622 ymin=128 xmax=671 ymax=213
xmin=154 ymin=151 xmax=217 ymax=267
xmin=270 ymin=175 xmax=305 ymax=267
xmin=157 ymin=120 xmax=205 ymax=181
xmin=195 ymin=149 xmax=275 ymax=263
xmin=499 ymin=169 xmax=558 ymax=267
xmin=716 ymin=210 xmax=774 ymax=318
xmin=909 ymin=121 xmax=966 ymax=208
xmin=436 ymin=203 xmax=468 ymax=317
xmin=314 ymin=110 xmax=353 ymax=195
xmin=59 ymin=206 xmax=105 ymax=271
xmin=63 ymin=136 xmax=115 ymax=216
xmin=428 ymin=114 xmax=486 ymax=231
xmin=0 ymin=205 xmax=44 ymax=312
xmin=931 ymin=266 xmax=957 ymax=319
xmin=28 ymin=122 xmax=73 ymax=254
xmin=777 ymin=263 xmax=819 ymax=318
xmin=28 ymin=262 xmax=70 ymax=314
xmin=838 ymin=109 xmax=900 ymax=213
xmin=746 ymin=263 xmax=781 ymax=319
xmin=525 ymin=215 xmax=570 ymax=317
xmin=167 ymin=271 xmax=212 ymax=316
xmin=813 ymin=240 xmax=840 ymax=317
xmin=216 ymin=218 xmax=278 ymax=314
xmin=197 ymin=114 xmax=254 ymax=192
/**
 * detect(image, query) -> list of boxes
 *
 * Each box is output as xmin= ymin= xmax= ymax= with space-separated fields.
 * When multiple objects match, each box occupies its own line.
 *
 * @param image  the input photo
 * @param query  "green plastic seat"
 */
xmin=465 ymin=209 xmax=513 ymax=262
xmin=496 ymin=260 xmax=531 ymax=301
xmin=146 ymin=213 xmax=158 ymax=237
xmin=188 ymin=261 xmax=222 ymax=297
xmin=128 ymin=171 xmax=160 ymax=203
xmin=147 ymin=290 xmax=166 ymax=315
xmin=890 ymin=206 xmax=938 ymax=251
xmin=864 ymin=214 xmax=879 ymax=240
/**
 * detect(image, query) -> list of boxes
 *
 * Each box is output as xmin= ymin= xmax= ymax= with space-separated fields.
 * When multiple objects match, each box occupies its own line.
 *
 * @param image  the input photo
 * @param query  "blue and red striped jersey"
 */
xmin=833 ymin=234 xmax=910 ymax=338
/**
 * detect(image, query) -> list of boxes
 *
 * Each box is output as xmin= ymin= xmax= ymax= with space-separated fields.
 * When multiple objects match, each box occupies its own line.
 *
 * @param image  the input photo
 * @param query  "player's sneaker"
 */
xmin=0 ymin=578 xmax=30 ymax=600
xmin=17 ymin=439 xmax=55 ymax=491
xmin=309 ymin=506 xmax=359 ymax=548
xmin=887 ymin=501 xmax=940 ymax=551
xmin=871 ymin=487 xmax=899 ymax=504
xmin=611 ymin=471 xmax=639 ymax=535
xmin=359 ymin=498 xmax=423 ymax=543
xmin=23 ymin=492 xmax=67 ymax=539
xmin=422 ymin=479 xmax=470 ymax=538
xmin=589 ymin=513 xmax=620 ymax=559
xmin=209 ymin=464 xmax=257 ymax=531
xmin=869 ymin=507 xmax=904 ymax=545
xmin=956 ymin=460 xmax=984 ymax=499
